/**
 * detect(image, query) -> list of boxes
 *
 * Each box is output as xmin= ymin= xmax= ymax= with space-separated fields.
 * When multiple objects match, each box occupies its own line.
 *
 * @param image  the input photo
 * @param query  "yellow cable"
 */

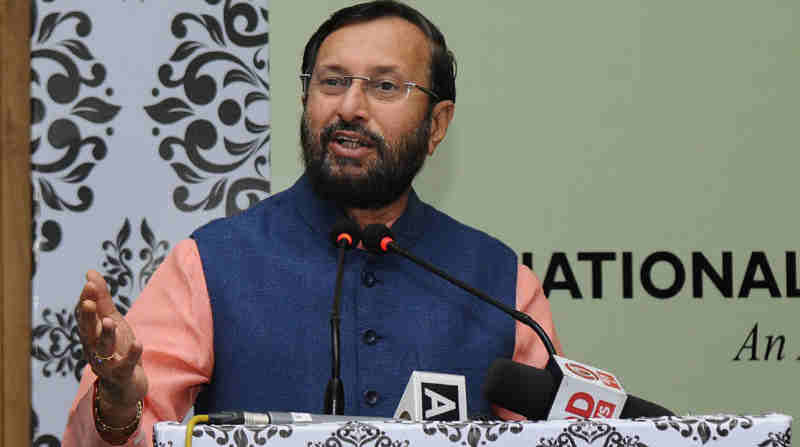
xmin=185 ymin=414 xmax=209 ymax=447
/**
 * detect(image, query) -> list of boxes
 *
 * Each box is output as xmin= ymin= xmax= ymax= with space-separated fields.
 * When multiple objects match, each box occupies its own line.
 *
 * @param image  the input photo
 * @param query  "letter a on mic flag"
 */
xmin=394 ymin=371 xmax=467 ymax=421
xmin=548 ymin=356 xmax=627 ymax=420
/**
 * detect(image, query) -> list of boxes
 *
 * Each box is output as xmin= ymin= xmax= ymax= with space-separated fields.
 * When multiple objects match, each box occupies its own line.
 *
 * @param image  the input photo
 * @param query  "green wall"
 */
xmin=271 ymin=1 xmax=800 ymax=420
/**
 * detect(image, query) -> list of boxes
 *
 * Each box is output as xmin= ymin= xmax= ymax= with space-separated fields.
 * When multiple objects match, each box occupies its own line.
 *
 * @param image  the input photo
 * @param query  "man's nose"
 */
xmin=336 ymin=79 xmax=370 ymax=123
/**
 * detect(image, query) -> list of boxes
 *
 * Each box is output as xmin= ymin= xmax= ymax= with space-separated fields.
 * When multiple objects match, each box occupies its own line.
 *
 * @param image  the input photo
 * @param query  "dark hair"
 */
xmin=301 ymin=0 xmax=456 ymax=104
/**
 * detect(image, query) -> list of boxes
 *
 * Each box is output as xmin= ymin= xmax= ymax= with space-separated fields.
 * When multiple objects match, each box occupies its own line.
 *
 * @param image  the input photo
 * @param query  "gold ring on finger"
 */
xmin=93 ymin=351 xmax=114 ymax=364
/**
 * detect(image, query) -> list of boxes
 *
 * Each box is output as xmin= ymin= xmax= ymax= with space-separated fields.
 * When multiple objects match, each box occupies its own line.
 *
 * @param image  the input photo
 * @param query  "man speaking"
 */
xmin=63 ymin=2 xmax=562 ymax=445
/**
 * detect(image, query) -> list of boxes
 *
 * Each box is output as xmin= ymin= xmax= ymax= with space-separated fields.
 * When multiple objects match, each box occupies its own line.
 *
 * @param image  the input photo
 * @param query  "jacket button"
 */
xmin=364 ymin=390 xmax=379 ymax=406
xmin=362 ymin=270 xmax=377 ymax=287
xmin=362 ymin=329 xmax=378 ymax=345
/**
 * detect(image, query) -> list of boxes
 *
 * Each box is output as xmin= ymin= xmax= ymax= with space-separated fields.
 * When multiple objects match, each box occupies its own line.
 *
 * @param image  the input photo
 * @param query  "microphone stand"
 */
xmin=325 ymin=241 xmax=347 ymax=415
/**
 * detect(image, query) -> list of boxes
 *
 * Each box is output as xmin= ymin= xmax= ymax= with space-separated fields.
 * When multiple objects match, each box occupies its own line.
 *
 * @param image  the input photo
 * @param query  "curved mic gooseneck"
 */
xmin=325 ymin=219 xmax=362 ymax=415
xmin=361 ymin=224 xmax=557 ymax=358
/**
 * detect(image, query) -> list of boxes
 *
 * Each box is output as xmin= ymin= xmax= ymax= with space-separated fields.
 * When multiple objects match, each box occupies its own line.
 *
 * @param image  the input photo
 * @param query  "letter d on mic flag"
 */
xmin=548 ymin=356 xmax=627 ymax=419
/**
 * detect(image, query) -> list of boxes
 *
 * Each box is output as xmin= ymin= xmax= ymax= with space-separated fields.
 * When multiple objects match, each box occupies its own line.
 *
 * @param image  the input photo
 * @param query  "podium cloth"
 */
xmin=154 ymin=414 xmax=792 ymax=447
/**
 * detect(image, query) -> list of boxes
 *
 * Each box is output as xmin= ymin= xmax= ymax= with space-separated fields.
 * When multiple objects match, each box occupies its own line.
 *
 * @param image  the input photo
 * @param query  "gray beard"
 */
xmin=300 ymin=112 xmax=431 ymax=210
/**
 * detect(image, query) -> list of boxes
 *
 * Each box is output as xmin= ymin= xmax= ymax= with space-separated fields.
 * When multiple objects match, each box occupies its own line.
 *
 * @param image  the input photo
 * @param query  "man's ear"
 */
xmin=427 ymin=100 xmax=455 ymax=156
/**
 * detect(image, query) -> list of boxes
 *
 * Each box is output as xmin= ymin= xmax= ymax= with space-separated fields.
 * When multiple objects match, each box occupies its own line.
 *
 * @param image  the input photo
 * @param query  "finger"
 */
xmin=86 ymin=270 xmax=116 ymax=318
xmin=95 ymin=317 xmax=117 ymax=357
xmin=78 ymin=277 xmax=104 ymax=338
xmin=78 ymin=278 xmax=99 ymax=307
xmin=77 ymin=296 xmax=99 ymax=344
xmin=118 ymin=341 xmax=144 ymax=376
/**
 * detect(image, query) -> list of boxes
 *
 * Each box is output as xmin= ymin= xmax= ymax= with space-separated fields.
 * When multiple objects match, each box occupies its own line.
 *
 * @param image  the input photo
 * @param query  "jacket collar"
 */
xmin=291 ymin=172 xmax=429 ymax=248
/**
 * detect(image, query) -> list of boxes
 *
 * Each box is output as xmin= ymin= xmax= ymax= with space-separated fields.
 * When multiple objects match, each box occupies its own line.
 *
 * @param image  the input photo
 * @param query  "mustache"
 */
xmin=320 ymin=121 xmax=386 ymax=156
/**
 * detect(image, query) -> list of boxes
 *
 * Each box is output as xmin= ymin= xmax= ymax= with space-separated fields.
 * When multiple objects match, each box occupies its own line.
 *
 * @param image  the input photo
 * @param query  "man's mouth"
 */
xmin=335 ymin=136 xmax=365 ymax=148
xmin=329 ymin=131 xmax=375 ymax=158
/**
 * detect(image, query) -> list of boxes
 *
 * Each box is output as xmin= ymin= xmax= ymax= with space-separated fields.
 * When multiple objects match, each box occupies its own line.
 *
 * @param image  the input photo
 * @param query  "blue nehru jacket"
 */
xmin=192 ymin=173 xmax=519 ymax=417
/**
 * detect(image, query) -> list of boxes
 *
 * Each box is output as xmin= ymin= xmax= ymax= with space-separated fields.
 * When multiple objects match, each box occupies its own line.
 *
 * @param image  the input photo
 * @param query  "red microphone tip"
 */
xmin=337 ymin=233 xmax=353 ymax=247
xmin=379 ymin=236 xmax=393 ymax=252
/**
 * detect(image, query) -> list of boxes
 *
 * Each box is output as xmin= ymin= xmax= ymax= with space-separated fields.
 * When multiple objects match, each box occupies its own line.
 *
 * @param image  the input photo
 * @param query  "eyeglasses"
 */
xmin=300 ymin=73 xmax=439 ymax=103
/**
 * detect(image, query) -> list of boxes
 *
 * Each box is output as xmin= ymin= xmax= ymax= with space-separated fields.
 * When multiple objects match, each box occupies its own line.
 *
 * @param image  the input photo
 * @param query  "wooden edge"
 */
xmin=1 ymin=1 xmax=32 ymax=446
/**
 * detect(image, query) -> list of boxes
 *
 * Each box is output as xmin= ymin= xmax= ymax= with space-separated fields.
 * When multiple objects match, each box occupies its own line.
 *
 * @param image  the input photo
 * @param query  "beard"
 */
xmin=300 ymin=110 xmax=431 ymax=210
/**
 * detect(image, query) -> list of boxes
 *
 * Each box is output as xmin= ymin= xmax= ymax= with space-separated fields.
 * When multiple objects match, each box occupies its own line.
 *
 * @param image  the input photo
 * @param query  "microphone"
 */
xmin=362 ymin=224 xmax=672 ymax=421
xmin=361 ymin=224 xmax=558 ymax=358
xmin=206 ymin=411 xmax=387 ymax=425
xmin=324 ymin=218 xmax=362 ymax=415
xmin=484 ymin=358 xmax=674 ymax=420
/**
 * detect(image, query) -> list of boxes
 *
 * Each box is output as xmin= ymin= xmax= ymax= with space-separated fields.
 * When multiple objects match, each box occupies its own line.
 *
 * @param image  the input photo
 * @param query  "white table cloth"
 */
xmin=154 ymin=413 xmax=792 ymax=446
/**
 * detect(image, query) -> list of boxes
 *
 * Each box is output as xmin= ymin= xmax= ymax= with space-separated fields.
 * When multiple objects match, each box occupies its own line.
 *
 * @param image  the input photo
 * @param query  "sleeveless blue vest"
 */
xmin=192 ymin=174 xmax=518 ymax=417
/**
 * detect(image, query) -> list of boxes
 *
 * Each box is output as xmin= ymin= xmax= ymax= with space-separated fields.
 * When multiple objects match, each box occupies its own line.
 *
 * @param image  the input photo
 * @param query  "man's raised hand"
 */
xmin=76 ymin=270 xmax=147 ymax=418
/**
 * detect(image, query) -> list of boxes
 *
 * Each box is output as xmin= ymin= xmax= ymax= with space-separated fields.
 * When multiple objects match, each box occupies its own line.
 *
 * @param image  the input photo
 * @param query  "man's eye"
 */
xmin=321 ymin=77 xmax=345 ymax=87
xmin=374 ymin=80 xmax=399 ymax=91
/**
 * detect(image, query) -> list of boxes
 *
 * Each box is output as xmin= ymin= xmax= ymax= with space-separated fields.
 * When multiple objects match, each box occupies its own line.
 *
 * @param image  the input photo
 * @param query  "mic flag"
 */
xmin=484 ymin=358 xmax=674 ymax=420
xmin=547 ymin=356 xmax=627 ymax=419
xmin=485 ymin=356 xmax=626 ymax=419
xmin=394 ymin=371 xmax=468 ymax=422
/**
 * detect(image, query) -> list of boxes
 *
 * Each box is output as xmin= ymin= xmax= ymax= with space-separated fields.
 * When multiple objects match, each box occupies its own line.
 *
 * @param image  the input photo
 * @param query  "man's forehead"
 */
xmin=314 ymin=17 xmax=431 ymax=79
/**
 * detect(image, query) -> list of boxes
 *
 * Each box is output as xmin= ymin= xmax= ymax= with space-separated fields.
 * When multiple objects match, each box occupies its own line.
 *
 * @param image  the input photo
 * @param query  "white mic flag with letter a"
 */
xmin=393 ymin=371 xmax=467 ymax=421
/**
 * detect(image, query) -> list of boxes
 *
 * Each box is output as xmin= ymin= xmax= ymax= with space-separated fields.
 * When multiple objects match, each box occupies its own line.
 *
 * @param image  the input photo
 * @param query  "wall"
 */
xmin=270 ymin=1 xmax=800 ymax=419
xmin=27 ymin=1 xmax=270 ymax=442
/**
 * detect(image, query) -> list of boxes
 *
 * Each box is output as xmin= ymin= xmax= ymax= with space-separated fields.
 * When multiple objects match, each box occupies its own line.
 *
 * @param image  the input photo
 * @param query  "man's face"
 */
xmin=301 ymin=17 xmax=435 ymax=210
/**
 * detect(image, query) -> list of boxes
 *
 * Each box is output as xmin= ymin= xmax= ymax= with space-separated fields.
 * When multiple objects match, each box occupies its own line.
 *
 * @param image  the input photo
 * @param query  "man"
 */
xmin=63 ymin=2 xmax=562 ymax=445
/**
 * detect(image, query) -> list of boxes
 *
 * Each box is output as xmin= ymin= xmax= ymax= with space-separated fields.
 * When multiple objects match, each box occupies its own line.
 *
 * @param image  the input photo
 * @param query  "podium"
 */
xmin=154 ymin=413 xmax=792 ymax=446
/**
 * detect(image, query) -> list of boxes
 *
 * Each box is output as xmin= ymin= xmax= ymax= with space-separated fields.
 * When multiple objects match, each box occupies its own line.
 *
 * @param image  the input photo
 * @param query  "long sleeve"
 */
xmin=62 ymin=239 xmax=214 ymax=447
xmin=493 ymin=264 xmax=563 ymax=420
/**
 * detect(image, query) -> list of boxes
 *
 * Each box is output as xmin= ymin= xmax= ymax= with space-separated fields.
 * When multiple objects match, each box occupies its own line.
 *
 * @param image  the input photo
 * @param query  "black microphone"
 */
xmin=484 ymin=358 xmax=674 ymax=420
xmin=361 ymin=224 xmax=558 ymax=358
xmin=324 ymin=218 xmax=362 ymax=415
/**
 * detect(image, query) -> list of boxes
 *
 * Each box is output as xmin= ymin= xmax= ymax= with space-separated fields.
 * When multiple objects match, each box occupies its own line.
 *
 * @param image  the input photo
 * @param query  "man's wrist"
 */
xmin=93 ymin=378 xmax=142 ymax=445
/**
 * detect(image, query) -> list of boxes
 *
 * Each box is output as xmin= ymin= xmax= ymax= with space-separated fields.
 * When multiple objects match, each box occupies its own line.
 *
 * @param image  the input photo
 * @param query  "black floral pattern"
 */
xmin=422 ymin=420 xmax=524 ymax=447
xmin=30 ymin=4 xmax=119 ymax=208
xmin=533 ymin=420 xmax=649 ymax=447
xmin=32 ymin=408 xmax=61 ymax=447
xmin=153 ymin=417 xmax=792 ymax=447
xmin=30 ymin=0 xmax=120 ymax=267
xmin=31 ymin=308 xmax=85 ymax=382
xmin=565 ymin=420 xmax=614 ymax=443
xmin=645 ymin=415 xmax=754 ymax=445
xmin=145 ymin=0 xmax=270 ymax=217
xmin=29 ymin=1 xmax=274 ymax=445
xmin=30 ymin=217 xmax=168 ymax=383
xmin=310 ymin=421 xmax=408 ymax=447
xmin=32 ymin=196 xmax=62 ymax=278
xmin=189 ymin=423 xmax=293 ymax=447
xmin=101 ymin=218 xmax=170 ymax=315
xmin=759 ymin=427 xmax=791 ymax=447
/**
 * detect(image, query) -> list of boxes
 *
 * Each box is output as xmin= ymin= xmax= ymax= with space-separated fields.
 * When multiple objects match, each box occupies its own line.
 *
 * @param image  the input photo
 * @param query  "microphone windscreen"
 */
xmin=483 ymin=358 xmax=556 ymax=420
xmin=330 ymin=218 xmax=362 ymax=248
xmin=363 ymin=224 xmax=394 ymax=253
xmin=619 ymin=394 xmax=675 ymax=419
